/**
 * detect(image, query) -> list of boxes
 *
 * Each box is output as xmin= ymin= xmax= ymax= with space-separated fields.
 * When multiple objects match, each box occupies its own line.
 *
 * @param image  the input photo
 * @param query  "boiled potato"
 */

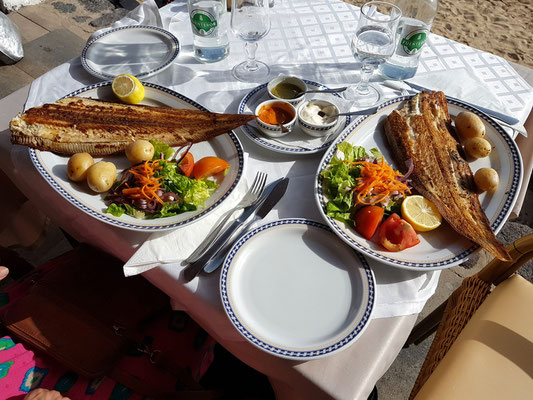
xmin=125 ymin=140 xmax=155 ymax=164
xmin=86 ymin=161 xmax=117 ymax=193
xmin=455 ymin=111 xmax=485 ymax=139
xmin=67 ymin=152 xmax=94 ymax=182
xmin=464 ymin=137 xmax=492 ymax=158
xmin=474 ymin=168 xmax=499 ymax=193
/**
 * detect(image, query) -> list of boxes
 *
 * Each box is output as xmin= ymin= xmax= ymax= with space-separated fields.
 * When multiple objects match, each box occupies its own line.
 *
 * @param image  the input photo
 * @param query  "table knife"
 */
xmin=203 ymin=177 xmax=290 ymax=274
xmin=400 ymin=80 xmax=520 ymax=126
xmin=183 ymin=177 xmax=289 ymax=282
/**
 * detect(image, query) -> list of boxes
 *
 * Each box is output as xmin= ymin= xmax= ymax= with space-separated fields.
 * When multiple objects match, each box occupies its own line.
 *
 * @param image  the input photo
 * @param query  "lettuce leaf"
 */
xmin=320 ymin=143 xmax=368 ymax=225
xmin=156 ymin=160 xmax=217 ymax=208
xmin=150 ymin=139 xmax=175 ymax=160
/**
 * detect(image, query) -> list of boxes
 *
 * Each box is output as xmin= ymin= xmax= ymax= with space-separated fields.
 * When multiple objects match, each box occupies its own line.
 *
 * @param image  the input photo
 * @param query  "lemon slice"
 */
xmin=112 ymin=74 xmax=145 ymax=104
xmin=401 ymin=195 xmax=442 ymax=232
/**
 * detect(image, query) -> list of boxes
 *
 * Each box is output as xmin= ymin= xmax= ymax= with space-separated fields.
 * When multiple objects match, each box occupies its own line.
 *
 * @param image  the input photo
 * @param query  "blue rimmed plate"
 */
xmin=220 ymin=218 xmax=375 ymax=360
xmin=236 ymin=80 xmax=351 ymax=154
xmin=29 ymin=82 xmax=244 ymax=232
xmin=81 ymin=25 xmax=180 ymax=80
xmin=315 ymin=96 xmax=523 ymax=271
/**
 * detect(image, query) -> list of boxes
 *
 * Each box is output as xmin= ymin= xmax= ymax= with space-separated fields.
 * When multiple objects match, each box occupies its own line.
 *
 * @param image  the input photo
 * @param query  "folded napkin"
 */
xmin=408 ymin=68 xmax=513 ymax=118
xmin=124 ymin=160 xmax=251 ymax=277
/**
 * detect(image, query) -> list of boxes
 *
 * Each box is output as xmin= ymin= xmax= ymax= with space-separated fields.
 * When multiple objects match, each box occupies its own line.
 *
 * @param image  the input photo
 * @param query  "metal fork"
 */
xmin=184 ymin=171 xmax=267 ymax=263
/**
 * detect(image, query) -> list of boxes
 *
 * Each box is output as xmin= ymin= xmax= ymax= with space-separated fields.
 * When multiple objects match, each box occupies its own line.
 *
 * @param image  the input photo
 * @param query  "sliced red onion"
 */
xmin=397 ymin=158 xmax=414 ymax=182
xmin=172 ymin=142 xmax=193 ymax=163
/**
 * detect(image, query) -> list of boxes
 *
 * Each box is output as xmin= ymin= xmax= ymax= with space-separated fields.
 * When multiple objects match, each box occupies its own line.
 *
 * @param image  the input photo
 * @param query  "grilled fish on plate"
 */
xmin=10 ymin=97 xmax=257 ymax=156
xmin=384 ymin=91 xmax=511 ymax=261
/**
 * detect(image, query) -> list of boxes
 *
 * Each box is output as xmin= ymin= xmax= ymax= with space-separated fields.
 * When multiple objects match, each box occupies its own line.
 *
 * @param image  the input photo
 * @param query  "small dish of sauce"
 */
xmin=267 ymin=75 xmax=307 ymax=105
xmin=258 ymin=101 xmax=295 ymax=125
xmin=255 ymin=99 xmax=297 ymax=138
xmin=270 ymin=82 xmax=303 ymax=100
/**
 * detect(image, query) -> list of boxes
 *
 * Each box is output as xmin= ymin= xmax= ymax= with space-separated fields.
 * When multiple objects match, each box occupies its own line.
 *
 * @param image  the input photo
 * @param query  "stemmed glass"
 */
xmin=231 ymin=0 xmax=271 ymax=82
xmin=344 ymin=1 xmax=401 ymax=107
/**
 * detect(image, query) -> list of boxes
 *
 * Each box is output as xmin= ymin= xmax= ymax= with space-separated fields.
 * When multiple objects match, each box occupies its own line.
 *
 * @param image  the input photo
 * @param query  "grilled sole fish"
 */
xmin=384 ymin=91 xmax=511 ymax=261
xmin=10 ymin=97 xmax=257 ymax=156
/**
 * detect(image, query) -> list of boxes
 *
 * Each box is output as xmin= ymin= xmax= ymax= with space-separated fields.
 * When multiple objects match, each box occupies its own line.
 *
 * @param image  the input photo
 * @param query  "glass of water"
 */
xmin=344 ymin=1 xmax=401 ymax=106
xmin=231 ymin=0 xmax=271 ymax=82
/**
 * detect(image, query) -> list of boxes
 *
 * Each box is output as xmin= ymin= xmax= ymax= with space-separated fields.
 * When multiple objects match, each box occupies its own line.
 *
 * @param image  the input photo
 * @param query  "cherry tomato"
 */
xmin=354 ymin=206 xmax=385 ymax=240
xmin=193 ymin=157 xmax=230 ymax=180
xmin=179 ymin=152 xmax=194 ymax=177
xmin=377 ymin=213 xmax=420 ymax=251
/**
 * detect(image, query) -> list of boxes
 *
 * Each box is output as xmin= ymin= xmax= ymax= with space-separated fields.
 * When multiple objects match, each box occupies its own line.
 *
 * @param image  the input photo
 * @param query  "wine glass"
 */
xmin=231 ymin=0 xmax=271 ymax=82
xmin=344 ymin=1 xmax=401 ymax=107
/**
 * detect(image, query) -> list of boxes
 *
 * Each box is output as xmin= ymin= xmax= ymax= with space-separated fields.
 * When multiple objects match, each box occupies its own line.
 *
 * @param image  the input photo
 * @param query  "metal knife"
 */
xmin=401 ymin=80 xmax=520 ymax=126
xmin=203 ymin=177 xmax=290 ymax=274
xmin=182 ymin=177 xmax=289 ymax=282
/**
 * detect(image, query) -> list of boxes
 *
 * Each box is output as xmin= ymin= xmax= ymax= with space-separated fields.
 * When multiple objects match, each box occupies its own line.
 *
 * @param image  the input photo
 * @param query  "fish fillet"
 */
xmin=10 ymin=97 xmax=257 ymax=156
xmin=384 ymin=91 xmax=511 ymax=261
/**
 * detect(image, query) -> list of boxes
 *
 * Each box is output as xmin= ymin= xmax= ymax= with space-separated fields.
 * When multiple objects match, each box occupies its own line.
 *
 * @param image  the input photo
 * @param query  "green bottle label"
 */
xmin=191 ymin=10 xmax=218 ymax=36
xmin=400 ymin=29 xmax=427 ymax=55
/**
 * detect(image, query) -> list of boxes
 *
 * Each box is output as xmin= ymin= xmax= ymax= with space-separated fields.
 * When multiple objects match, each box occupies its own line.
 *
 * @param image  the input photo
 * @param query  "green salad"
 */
xmin=320 ymin=142 xmax=404 ymax=225
xmin=105 ymin=140 xmax=218 ymax=219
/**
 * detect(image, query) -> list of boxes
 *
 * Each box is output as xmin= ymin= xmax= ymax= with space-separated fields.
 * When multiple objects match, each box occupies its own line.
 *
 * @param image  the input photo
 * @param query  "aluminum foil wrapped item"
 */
xmin=0 ymin=12 xmax=24 ymax=64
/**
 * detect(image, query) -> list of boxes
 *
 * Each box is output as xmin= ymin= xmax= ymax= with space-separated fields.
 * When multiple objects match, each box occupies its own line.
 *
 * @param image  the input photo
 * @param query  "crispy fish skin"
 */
xmin=10 ymin=97 xmax=257 ymax=156
xmin=384 ymin=91 xmax=511 ymax=261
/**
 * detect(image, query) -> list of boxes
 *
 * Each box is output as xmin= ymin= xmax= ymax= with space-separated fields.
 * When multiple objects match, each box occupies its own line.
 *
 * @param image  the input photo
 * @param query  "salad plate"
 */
xmin=29 ymin=82 xmax=244 ymax=232
xmin=81 ymin=25 xmax=180 ymax=81
xmin=220 ymin=218 xmax=375 ymax=360
xmin=236 ymin=80 xmax=351 ymax=155
xmin=315 ymin=95 xmax=523 ymax=271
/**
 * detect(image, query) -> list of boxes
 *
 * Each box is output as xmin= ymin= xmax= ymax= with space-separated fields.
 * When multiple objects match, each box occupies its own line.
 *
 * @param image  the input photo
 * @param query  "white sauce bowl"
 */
xmin=298 ymin=99 xmax=339 ymax=137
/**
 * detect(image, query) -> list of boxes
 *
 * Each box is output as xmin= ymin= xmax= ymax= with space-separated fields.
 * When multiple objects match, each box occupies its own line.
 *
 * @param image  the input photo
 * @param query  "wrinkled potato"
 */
xmin=67 ymin=152 xmax=95 ymax=182
xmin=86 ymin=161 xmax=117 ymax=193
xmin=464 ymin=137 xmax=492 ymax=158
xmin=455 ymin=111 xmax=486 ymax=139
xmin=125 ymin=140 xmax=155 ymax=164
xmin=474 ymin=168 xmax=499 ymax=193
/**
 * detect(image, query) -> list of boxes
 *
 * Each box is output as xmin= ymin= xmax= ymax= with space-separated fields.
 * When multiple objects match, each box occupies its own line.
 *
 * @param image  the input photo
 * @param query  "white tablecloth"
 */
xmin=4 ymin=1 xmax=533 ymax=399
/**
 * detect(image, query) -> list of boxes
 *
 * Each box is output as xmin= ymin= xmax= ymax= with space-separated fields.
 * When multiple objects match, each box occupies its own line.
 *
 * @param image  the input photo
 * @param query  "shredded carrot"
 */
xmin=121 ymin=159 xmax=165 ymax=204
xmin=345 ymin=158 xmax=411 ymax=205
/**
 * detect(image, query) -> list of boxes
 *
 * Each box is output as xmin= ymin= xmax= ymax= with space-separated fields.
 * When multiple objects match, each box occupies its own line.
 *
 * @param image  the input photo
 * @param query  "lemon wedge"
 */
xmin=401 ymin=195 xmax=442 ymax=232
xmin=112 ymin=74 xmax=145 ymax=104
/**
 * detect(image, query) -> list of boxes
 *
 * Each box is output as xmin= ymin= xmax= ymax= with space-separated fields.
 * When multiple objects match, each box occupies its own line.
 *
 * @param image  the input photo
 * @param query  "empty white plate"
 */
xmin=81 ymin=25 xmax=180 ymax=80
xmin=220 ymin=218 xmax=375 ymax=360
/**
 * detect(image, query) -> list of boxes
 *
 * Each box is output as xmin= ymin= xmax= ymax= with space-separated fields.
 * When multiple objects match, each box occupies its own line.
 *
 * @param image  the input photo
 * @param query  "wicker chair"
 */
xmin=406 ymin=233 xmax=533 ymax=400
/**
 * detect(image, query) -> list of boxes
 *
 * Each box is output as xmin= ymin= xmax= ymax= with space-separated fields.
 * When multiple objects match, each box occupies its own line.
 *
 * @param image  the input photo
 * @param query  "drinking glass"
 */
xmin=231 ymin=0 xmax=271 ymax=82
xmin=344 ymin=1 xmax=401 ymax=106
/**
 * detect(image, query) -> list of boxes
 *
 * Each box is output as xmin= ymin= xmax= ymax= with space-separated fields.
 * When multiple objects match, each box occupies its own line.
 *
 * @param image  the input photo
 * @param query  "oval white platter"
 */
xmin=236 ymin=80 xmax=351 ymax=154
xmin=81 ymin=25 xmax=180 ymax=80
xmin=220 ymin=218 xmax=375 ymax=360
xmin=315 ymin=95 xmax=523 ymax=271
xmin=29 ymin=82 xmax=244 ymax=232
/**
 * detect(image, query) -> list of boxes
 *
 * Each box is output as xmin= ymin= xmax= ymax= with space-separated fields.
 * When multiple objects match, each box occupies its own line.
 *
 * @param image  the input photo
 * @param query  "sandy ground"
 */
xmin=345 ymin=0 xmax=533 ymax=69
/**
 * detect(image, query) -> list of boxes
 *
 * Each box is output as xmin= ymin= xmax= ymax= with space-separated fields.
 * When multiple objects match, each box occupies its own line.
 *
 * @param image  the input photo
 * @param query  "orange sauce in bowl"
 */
xmin=258 ymin=102 xmax=295 ymax=125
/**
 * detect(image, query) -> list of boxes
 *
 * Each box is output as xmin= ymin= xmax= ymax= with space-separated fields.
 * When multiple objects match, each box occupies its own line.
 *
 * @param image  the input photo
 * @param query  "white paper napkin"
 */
xmin=123 ymin=166 xmax=249 ymax=277
xmin=408 ymin=69 xmax=513 ymax=116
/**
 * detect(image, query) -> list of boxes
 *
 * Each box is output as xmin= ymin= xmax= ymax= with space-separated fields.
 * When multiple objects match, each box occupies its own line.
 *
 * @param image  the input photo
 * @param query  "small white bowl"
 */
xmin=267 ymin=75 xmax=307 ymax=106
xmin=255 ymin=99 xmax=297 ymax=138
xmin=298 ymin=99 xmax=339 ymax=137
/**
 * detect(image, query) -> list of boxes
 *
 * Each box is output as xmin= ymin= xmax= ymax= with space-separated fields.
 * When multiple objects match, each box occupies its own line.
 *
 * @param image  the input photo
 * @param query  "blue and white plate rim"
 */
xmin=81 ymin=25 xmax=180 ymax=81
xmin=28 ymin=81 xmax=245 ymax=232
xmin=236 ymin=79 xmax=352 ymax=154
xmin=315 ymin=95 xmax=523 ymax=271
xmin=220 ymin=218 xmax=376 ymax=360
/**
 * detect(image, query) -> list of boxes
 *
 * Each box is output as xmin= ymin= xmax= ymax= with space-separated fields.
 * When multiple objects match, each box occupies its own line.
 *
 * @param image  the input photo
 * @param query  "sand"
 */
xmin=345 ymin=0 xmax=533 ymax=69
